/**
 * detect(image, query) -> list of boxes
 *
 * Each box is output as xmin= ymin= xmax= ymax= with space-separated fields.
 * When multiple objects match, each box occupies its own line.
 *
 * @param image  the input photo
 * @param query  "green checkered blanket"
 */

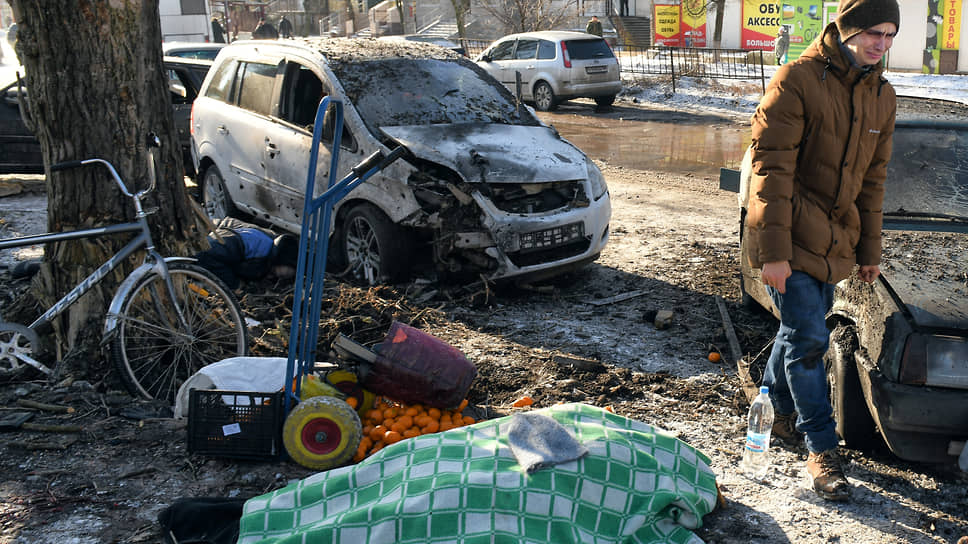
xmin=237 ymin=403 xmax=718 ymax=544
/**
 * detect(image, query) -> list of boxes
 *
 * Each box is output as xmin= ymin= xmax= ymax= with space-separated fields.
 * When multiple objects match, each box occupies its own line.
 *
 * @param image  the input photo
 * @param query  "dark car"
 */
xmin=721 ymin=116 xmax=968 ymax=464
xmin=164 ymin=56 xmax=213 ymax=176
xmin=0 ymin=56 xmax=211 ymax=175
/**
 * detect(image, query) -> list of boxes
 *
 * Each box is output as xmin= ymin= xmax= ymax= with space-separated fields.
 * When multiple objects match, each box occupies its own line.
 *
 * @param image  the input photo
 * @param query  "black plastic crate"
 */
xmin=187 ymin=389 xmax=284 ymax=460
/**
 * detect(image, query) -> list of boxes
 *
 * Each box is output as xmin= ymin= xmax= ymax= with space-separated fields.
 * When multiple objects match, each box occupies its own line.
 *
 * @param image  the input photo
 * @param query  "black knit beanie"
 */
xmin=836 ymin=0 xmax=900 ymax=42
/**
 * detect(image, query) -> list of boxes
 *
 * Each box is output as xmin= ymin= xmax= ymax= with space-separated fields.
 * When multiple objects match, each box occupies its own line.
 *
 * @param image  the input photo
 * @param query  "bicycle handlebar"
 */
xmin=49 ymin=160 xmax=83 ymax=172
xmin=48 ymin=133 xmax=161 ymax=200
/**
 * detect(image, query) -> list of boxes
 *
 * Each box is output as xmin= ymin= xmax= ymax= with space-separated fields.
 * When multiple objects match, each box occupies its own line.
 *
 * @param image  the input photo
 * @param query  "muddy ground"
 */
xmin=1 ymin=90 xmax=967 ymax=544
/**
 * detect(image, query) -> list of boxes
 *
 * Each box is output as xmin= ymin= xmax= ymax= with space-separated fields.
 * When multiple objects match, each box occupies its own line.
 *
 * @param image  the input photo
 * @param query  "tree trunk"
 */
xmin=712 ymin=0 xmax=725 ymax=49
xmin=9 ymin=0 xmax=205 ymax=379
xmin=451 ymin=0 xmax=468 ymax=39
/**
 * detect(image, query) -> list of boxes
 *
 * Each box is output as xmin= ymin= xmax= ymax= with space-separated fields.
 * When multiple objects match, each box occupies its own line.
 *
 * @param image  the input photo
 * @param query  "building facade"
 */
xmin=640 ymin=0 xmax=966 ymax=72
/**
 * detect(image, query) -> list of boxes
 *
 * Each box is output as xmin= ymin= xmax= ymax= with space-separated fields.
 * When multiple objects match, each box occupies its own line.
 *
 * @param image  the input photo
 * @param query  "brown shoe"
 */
xmin=772 ymin=412 xmax=803 ymax=444
xmin=806 ymin=449 xmax=850 ymax=501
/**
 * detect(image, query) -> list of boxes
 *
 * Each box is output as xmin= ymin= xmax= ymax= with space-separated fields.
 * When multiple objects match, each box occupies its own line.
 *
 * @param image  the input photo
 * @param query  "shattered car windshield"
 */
xmin=331 ymin=58 xmax=538 ymax=133
xmin=884 ymin=126 xmax=968 ymax=218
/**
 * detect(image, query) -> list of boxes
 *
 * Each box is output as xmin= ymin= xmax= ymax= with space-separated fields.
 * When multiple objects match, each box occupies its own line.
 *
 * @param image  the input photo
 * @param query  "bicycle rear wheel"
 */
xmin=111 ymin=262 xmax=247 ymax=402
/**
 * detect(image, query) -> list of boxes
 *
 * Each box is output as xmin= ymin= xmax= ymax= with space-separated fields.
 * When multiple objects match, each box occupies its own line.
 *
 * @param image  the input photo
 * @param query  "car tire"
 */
xmin=201 ymin=165 xmax=236 ymax=222
xmin=533 ymin=81 xmax=557 ymax=112
xmin=339 ymin=203 xmax=411 ymax=285
xmin=825 ymin=323 xmax=879 ymax=450
xmin=595 ymin=94 xmax=616 ymax=107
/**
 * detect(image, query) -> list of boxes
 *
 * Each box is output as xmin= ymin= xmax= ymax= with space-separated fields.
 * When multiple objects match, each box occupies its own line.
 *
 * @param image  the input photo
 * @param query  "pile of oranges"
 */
xmin=353 ymin=398 xmax=476 ymax=462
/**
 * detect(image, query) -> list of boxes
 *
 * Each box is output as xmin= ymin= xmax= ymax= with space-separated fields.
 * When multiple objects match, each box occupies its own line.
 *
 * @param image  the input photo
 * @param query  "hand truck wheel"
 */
xmin=325 ymin=369 xmax=376 ymax=415
xmin=283 ymin=395 xmax=362 ymax=470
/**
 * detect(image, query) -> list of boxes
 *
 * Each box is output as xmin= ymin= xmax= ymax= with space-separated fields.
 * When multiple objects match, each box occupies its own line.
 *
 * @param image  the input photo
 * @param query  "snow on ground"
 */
xmin=620 ymin=64 xmax=968 ymax=118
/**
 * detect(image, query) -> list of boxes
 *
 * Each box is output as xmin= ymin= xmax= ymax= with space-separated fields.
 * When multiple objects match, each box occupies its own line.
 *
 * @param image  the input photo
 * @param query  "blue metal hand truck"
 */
xmin=279 ymin=96 xmax=405 ymax=470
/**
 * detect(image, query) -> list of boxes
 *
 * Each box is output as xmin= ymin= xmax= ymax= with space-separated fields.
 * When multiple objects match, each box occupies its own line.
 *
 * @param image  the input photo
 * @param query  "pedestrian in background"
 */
xmin=585 ymin=15 xmax=603 ymax=37
xmin=746 ymin=0 xmax=899 ymax=502
xmin=211 ymin=16 xmax=225 ymax=43
xmin=252 ymin=17 xmax=278 ymax=40
xmin=774 ymin=25 xmax=790 ymax=64
xmin=279 ymin=15 xmax=293 ymax=38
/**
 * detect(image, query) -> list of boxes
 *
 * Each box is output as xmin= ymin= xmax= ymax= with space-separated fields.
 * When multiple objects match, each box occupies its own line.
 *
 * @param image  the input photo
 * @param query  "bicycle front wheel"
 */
xmin=111 ymin=262 xmax=248 ymax=402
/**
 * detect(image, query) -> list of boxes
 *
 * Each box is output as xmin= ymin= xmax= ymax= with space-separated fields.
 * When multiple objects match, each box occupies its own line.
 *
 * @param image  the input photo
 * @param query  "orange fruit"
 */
xmin=366 ymin=409 xmax=383 ymax=421
xmin=345 ymin=396 xmax=359 ymax=409
xmin=370 ymin=425 xmax=388 ymax=441
xmin=403 ymin=428 xmax=421 ymax=439
xmin=427 ymin=407 xmax=441 ymax=419
xmin=421 ymin=420 xmax=439 ymax=434
xmin=708 ymin=352 xmax=722 ymax=363
xmin=384 ymin=431 xmax=402 ymax=444
xmin=415 ymin=415 xmax=432 ymax=428
xmin=404 ymin=406 xmax=421 ymax=417
xmin=462 ymin=415 xmax=476 ymax=425
xmin=512 ymin=396 xmax=533 ymax=408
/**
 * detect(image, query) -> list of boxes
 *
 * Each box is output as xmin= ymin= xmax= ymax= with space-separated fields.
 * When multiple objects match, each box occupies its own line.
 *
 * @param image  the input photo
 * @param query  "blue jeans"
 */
xmin=763 ymin=271 xmax=839 ymax=454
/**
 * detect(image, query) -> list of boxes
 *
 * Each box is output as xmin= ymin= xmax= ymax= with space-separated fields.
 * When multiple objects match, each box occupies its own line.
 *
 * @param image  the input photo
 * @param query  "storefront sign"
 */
xmin=654 ymin=4 xmax=682 ymax=47
xmin=681 ymin=0 xmax=707 ymax=47
xmin=942 ymin=0 xmax=962 ymax=50
xmin=742 ymin=0 xmax=783 ymax=50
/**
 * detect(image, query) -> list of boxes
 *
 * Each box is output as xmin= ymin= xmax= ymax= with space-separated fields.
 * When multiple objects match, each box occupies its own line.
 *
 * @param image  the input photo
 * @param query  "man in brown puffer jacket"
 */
xmin=746 ymin=0 xmax=899 ymax=502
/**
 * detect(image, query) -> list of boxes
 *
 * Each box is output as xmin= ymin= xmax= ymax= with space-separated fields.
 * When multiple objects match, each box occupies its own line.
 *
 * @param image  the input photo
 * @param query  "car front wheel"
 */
xmin=825 ymin=323 xmax=879 ymax=450
xmin=201 ymin=165 xmax=236 ymax=222
xmin=533 ymin=81 xmax=557 ymax=111
xmin=340 ymin=203 xmax=410 ymax=285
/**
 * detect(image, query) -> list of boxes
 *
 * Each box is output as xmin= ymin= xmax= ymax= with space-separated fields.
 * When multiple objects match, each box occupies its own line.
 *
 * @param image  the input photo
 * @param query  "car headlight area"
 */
xmin=900 ymin=333 xmax=968 ymax=389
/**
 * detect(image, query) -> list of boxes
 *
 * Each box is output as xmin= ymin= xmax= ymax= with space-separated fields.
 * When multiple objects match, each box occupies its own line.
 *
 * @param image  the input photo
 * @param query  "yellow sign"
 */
xmin=744 ymin=0 xmax=783 ymax=34
xmin=654 ymin=4 xmax=682 ymax=45
xmin=942 ymin=0 xmax=962 ymax=50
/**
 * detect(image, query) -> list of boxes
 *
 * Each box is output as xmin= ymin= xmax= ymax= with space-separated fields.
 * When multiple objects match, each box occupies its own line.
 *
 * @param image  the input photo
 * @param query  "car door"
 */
xmin=262 ymin=59 xmax=333 ymax=229
xmin=478 ymin=38 xmax=517 ymax=90
xmin=200 ymin=59 xmax=280 ymax=216
xmin=507 ymin=38 xmax=540 ymax=100
xmin=165 ymin=59 xmax=211 ymax=160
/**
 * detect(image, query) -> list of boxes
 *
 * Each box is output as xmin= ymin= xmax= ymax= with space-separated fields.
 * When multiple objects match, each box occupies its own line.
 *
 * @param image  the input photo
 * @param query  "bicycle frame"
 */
xmin=0 ymin=155 xmax=193 ymax=375
xmin=1 ymin=221 xmax=158 ymax=330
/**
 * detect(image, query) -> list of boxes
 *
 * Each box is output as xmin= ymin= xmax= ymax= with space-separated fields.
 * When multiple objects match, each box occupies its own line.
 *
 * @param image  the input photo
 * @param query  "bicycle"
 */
xmin=0 ymin=135 xmax=247 ymax=402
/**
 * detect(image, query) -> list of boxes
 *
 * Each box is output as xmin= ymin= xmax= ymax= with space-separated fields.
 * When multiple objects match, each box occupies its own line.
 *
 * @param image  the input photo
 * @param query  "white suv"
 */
xmin=190 ymin=38 xmax=611 ymax=285
xmin=475 ymin=31 xmax=622 ymax=111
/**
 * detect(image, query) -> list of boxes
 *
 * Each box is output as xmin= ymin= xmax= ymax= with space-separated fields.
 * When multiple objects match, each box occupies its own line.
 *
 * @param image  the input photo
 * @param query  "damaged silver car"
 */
xmin=190 ymin=38 xmax=611 ymax=285
xmin=723 ymin=118 xmax=968 ymax=464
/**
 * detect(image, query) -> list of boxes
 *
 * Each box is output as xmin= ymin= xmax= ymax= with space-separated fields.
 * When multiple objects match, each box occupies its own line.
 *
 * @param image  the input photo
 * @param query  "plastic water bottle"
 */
xmin=742 ymin=386 xmax=775 ymax=480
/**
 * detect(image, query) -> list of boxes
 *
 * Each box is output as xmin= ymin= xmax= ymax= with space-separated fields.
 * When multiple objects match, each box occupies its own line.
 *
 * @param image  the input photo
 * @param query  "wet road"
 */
xmin=537 ymin=103 xmax=752 ymax=178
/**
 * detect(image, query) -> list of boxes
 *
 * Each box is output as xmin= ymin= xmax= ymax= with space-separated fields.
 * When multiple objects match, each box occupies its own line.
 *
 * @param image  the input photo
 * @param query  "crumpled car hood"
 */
xmin=881 ymin=231 xmax=968 ymax=329
xmin=380 ymin=123 xmax=587 ymax=183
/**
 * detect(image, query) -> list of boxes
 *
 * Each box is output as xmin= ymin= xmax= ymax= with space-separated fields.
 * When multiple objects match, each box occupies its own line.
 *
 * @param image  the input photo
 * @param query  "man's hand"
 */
xmin=858 ymin=265 xmax=880 ymax=283
xmin=761 ymin=261 xmax=792 ymax=294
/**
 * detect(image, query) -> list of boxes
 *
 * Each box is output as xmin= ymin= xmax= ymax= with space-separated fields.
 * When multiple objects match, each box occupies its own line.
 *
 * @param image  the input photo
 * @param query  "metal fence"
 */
xmin=459 ymin=39 xmax=492 ymax=58
xmin=613 ymin=45 xmax=767 ymax=94
xmin=457 ymin=39 xmax=768 ymax=95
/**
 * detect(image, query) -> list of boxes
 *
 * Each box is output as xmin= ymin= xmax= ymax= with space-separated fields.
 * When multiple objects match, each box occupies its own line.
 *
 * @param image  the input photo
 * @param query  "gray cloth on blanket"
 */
xmin=501 ymin=412 xmax=588 ymax=472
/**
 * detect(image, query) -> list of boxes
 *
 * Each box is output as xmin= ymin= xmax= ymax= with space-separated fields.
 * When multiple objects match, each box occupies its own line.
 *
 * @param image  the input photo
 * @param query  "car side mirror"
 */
xmin=481 ymin=54 xmax=492 ymax=62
